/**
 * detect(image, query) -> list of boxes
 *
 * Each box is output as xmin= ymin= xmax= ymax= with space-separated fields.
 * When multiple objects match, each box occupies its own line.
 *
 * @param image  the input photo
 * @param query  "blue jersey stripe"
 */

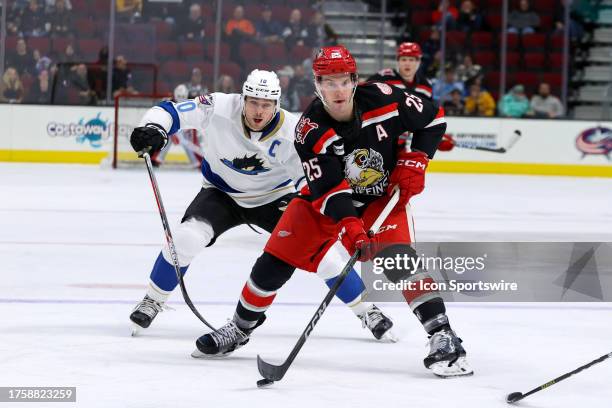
xmin=157 ymin=101 xmax=181 ymax=135
xmin=273 ymin=179 xmax=293 ymax=189
xmin=201 ymin=158 xmax=243 ymax=194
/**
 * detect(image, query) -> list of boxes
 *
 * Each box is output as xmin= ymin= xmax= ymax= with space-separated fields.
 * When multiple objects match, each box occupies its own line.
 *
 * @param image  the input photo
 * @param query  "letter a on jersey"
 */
xmin=376 ymin=124 xmax=388 ymax=141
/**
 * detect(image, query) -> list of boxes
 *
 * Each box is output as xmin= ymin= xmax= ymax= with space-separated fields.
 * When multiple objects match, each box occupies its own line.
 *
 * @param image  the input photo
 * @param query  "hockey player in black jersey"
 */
xmin=368 ymin=42 xmax=433 ymax=100
xmin=195 ymin=45 xmax=473 ymax=377
xmin=368 ymin=42 xmax=456 ymax=152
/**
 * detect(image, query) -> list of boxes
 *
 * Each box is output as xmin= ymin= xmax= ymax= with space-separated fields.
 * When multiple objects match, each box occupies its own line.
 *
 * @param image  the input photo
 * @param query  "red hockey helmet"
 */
xmin=397 ymin=42 xmax=422 ymax=59
xmin=312 ymin=45 xmax=357 ymax=77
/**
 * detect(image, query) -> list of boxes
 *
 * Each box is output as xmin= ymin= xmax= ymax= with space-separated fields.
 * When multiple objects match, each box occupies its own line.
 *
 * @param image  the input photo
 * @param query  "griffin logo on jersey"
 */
xmin=221 ymin=154 xmax=270 ymax=175
xmin=295 ymin=117 xmax=318 ymax=144
xmin=343 ymin=148 xmax=389 ymax=195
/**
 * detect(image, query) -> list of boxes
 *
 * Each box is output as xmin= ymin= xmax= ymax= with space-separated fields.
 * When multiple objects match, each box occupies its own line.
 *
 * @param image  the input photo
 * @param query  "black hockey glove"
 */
xmin=130 ymin=124 xmax=168 ymax=156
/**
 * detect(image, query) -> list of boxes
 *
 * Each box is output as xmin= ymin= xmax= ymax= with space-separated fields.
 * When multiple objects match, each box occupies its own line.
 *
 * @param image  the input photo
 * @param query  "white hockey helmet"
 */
xmin=242 ymin=69 xmax=281 ymax=106
xmin=174 ymin=84 xmax=189 ymax=101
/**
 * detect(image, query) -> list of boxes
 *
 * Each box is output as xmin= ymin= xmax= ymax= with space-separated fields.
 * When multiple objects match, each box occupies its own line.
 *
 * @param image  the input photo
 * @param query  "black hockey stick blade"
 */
xmin=455 ymin=143 xmax=507 ymax=153
xmin=256 ymin=188 xmax=400 ymax=383
xmin=256 ymin=250 xmax=361 ymax=382
xmin=257 ymin=355 xmax=285 ymax=382
xmin=506 ymin=352 xmax=612 ymax=404
xmin=142 ymin=152 xmax=217 ymax=332
xmin=475 ymin=146 xmax=506 ymax=153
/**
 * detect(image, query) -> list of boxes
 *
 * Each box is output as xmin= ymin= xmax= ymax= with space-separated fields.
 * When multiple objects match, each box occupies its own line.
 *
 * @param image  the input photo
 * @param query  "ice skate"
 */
xmin=358 ymin=304 xmax=398 ymax=342
xmin=191 ymin=320 xmax=252 ymax=358
xmin=424 ymin=329 xmax=473 ymax=378
xmin=191 ymin=315 xmax=266 ymax=358
xmin=129 ymin=295 xmax=169 ymax=336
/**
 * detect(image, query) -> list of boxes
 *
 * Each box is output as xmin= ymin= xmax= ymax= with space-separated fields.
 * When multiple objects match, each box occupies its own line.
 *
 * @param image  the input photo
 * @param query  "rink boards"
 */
xmin=0 ymin=104 xmax=610 ymax=177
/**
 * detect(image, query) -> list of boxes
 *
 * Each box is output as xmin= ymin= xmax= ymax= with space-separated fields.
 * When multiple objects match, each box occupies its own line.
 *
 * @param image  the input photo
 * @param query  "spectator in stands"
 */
xmin=48 ymin=0 xmax=73 ymax=37
xmin=443 ymin=88 xmax=465 ymax=116
xmin=216 ymin=74 xmax=236 ymax=93
xmin=282 ymin=9 xmax=308 ymax=50
xmin=255 ymin=5 xmax=283 ymax=44
xmin=142 ymin=0 xmax=179 ymax=24
xmin=305 ymin=11 xmax=338 ymax=48
xmin=180 ymin=3 xmax=205 ymax=40
xmin=35 ymin=52 xmax=52 ymax=74
xmin=25 ymin=69 xmax=51 ymax=103
xmin=0 ymin=67 xmax=25 ymax=103
xmin=432 ymin=67 xmax=465 ymax=102
xmin=499 ymin=84 xmax=531 ymax=117
xmin=225 ymin=5 xmax=256 ymax=64
xmin=421 ymin=27 xmax=441 ymax=73
xmin=425 ymin=50 xmax=443 ymax=78
xmin=432 ymin=0 xmax=459 ymax=29
xmin=464 ymin=83 xmax=495 ymax=116
xmin=44 ymin=0 xmax=72 ymax=12
xmin=116 ymin=0 xmax=143 ymax=23
xmin=6 ymin=6 xmax=22 ymax=36
xmin=289 ymin=64 xmax=315 ymax=100
xmin=88 ymin=46 xmax=109 ymax=100
xmin=456 ymin=0 xmax=483 ymax=32
xmin=183 ymin=67 xmax=208 ymax=98
xmin=20 ymin=0 xmax=47 ymax=37
xmin=112 ymin=55 xmax=137 ymax=97
xmin=57 ymin=43 xmax=79 ymax=64
xmin=508 ymin=0 xmax=540 ymax=35
xmin=554 ymin=0 xmax=584 ymax=42
xmin=455 ymin=55 xmax=482 ymax=87
xmin=68 ymin=63 xmax=97 ymax=105
xmin=530 ymin=82 xmax=564 ymax=118
xmin=7 ymin=38 xmax=37 ymax=77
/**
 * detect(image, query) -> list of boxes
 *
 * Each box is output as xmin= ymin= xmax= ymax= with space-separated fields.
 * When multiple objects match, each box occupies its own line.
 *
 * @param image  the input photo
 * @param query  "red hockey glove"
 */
xmin=387 ymin=150 xmax=429 ymax=206
xmin=338 ymin=217 xmax=379 ymax=261
xmin=437 ymin=134 xmax=455 ymax=151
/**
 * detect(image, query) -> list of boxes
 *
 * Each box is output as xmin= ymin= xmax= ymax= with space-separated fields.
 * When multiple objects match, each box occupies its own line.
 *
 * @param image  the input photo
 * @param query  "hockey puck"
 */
xmin=506 ymin=392 xmax=523 ymax=403
xmin=257 ymin=379 xmax=274 ymax=388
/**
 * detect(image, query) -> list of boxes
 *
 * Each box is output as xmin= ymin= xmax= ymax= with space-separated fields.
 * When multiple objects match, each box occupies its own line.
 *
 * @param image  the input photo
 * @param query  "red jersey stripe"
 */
xmin=312 ymin=128 xmax=338 ymax=154
xmin=362 ymin=103 xmax=399 ymax=121
xmin=312 ymin=179 xmax=352 ymax=214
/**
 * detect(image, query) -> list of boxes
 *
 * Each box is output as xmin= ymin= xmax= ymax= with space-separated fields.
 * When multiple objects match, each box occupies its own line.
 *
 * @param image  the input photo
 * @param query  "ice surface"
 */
xmin=1 ymin=163 xmax=611 ymax=408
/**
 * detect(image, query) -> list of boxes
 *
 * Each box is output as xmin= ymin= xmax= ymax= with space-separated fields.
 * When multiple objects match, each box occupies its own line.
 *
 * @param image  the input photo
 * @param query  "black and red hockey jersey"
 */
xmin=367 ymin=68 xmax=433 ymax=100
xmin=294 ymin=82 xmax=445 ymax=222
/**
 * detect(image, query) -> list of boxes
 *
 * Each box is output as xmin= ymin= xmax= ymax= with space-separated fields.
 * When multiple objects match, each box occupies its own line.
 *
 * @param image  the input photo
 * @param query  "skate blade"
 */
xmin=377 ymin=329 xmax=399 ymax=343
xmin=190 ymin=348 xmax=232 ymax=359
xmin=131 ymin=324 xmax=144 ymax=337
xmin=431 ymin=357 xmax=474 ymax=378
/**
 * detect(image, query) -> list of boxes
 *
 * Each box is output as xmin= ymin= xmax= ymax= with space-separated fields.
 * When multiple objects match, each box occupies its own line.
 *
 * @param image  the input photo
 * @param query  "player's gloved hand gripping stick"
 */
xmin=256 ymin=186 xmax=414 ymax=386
xmin=139 ymin=149 xmax=217 ymax=332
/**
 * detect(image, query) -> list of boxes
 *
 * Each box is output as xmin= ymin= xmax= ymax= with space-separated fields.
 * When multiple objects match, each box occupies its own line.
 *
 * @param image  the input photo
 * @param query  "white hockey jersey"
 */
xmin=140 ymin=93 xmax=305 ymax=208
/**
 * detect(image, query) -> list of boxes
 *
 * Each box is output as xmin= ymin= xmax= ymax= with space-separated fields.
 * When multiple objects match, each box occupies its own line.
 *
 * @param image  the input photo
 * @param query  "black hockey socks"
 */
xmin=377 ymin=244 xmax=451 ymax=335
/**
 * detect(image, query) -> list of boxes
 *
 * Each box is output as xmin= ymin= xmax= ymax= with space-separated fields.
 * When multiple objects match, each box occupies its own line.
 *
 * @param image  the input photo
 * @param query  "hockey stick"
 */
xmin=454 ymin=130 xmax=522 ymax=154
xmin=455 ymin=144 xmax=509 ymax=153
xmin=256 ymin=187 xmax=401 ymax=386
xmin=142 ymin=151 xmax=217 ymax=332
xmin=506 ymin=352 xmax=612 ymax=404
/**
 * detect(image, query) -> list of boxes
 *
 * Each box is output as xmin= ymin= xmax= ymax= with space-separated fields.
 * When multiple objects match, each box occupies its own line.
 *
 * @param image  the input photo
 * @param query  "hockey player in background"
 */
xmin=128 ymin=69 xmax=396 ymax=342
xmin=152 ymin=84 xmax=203 ymax=168
xmin=195 ymin=47 xmax=473 ymax=378
xmin=367 ymin=42 xmax=433 ymax=100
xmin=368 ymin=42 xmax=455 ymax=152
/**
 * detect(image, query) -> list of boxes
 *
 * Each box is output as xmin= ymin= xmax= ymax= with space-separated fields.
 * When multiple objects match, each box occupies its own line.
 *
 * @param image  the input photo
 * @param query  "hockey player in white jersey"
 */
xmin=128 ymin=69 xmax=396 ymax=343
